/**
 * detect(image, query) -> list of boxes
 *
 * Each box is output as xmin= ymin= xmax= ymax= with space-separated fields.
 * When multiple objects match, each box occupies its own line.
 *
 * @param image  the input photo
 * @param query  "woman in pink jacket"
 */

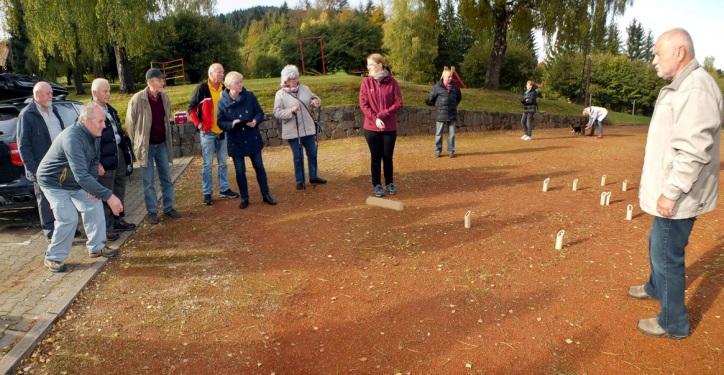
xmin=358 ymin=53 xmax=403 ymax=197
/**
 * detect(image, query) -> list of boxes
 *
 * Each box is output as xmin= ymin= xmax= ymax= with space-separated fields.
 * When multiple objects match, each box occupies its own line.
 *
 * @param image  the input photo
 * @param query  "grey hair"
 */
xmin=32 ymin=81 xmax=51 ymax=95
xmin=661 ymin=28 xmax=695 ymax=57
xmin=78 ymin=101 xmax=104 ymax=124
xmin=224 ymin=71 xmax=244 ymax=88
xmin=280 ymin=64 xmax=300 ymax=86
xmin=90 ymin=78 xmax=109 ymax=93
xmin=208 ymin=63 xmax=224 ymax=75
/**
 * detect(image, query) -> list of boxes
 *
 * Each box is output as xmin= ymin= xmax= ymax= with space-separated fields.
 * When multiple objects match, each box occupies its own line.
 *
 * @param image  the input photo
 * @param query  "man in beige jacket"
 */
xmin=126 ymin=68 xmax=182 ymax=225
xmin=629 ymin=28 xmax=722 ymax=339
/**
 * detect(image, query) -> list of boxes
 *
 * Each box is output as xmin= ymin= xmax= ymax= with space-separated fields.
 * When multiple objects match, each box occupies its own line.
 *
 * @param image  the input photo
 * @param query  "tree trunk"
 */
xmin=72 ymin=66 xmax=84 ymax=95
xmin=485 ymin=7 xmax=510 ymax=90
xmin=113 ymin=44 xmax=135 ymax=94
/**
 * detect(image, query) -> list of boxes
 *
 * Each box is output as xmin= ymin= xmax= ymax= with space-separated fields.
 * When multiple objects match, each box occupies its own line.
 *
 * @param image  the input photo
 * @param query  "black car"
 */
xmin=0 ymin=73 xmax=68 ymax=101
xmin=0 ymin=97 xmax=82 ymax=211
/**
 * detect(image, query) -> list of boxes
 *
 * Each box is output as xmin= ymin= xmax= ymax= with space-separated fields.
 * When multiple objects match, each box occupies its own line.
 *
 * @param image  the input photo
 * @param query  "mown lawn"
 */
xmin=69 ymin=72 xmax=650 ymax=125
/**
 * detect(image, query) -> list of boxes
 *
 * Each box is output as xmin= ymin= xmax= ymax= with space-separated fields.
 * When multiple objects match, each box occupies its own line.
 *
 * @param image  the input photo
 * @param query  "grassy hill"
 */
xmin=69 ymin=72 xmax=650 ymax=125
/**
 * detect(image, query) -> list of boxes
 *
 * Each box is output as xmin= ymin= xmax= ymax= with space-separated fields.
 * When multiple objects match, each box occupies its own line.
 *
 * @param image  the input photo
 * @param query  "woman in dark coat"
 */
xmin=217 ymin=71 xmax=277 ymax=209
xmin=426 ymin=68 xmax=462 ymax=157
xmin=520 ymin=80 xmax=538 ymax=141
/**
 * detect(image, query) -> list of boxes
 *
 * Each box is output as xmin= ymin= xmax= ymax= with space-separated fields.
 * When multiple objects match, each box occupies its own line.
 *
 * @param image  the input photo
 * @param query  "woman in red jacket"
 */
xmin=359 ymin=53 xmax=403 ymax=197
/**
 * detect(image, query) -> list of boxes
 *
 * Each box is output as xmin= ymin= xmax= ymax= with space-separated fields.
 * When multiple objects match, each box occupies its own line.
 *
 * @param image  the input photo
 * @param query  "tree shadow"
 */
xmin=686 ymin=235 xmax=723 ymax=331
xmin=461 ymin=145 xmax=571 ymax=157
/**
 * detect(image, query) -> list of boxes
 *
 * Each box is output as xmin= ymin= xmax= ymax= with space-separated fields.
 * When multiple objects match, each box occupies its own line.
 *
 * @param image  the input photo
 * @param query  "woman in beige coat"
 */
xmin=273 ymin=65 xmax=327 ymax=190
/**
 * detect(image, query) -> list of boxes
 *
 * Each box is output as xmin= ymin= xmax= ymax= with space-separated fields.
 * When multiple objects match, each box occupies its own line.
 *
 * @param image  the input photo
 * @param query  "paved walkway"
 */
xmin=0 ymin=157 xmax=193 ymax=375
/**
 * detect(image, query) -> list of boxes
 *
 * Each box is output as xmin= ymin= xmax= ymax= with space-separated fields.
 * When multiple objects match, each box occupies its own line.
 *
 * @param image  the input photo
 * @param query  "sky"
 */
xmin=220 ymin=0 xmax=724 ymax=69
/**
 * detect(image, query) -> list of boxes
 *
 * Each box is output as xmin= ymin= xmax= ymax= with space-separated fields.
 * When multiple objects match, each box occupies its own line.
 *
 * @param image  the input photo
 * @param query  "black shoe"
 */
xmin=262 ymin=194 xmax=278 ymax=205
xmin=164 ymin=209 xmax=182 ymax=219
xmin=220 ymin=189 xmax=240 ymax=199
xmin=146 ymin=213 xmax=159 ymax=225
xmin=309 ymin=177 xmax=327 ymax=185
xmin=296 ymin=183 xmax=305 ymax=190
xmin=114 ymin=219 xmax=136 ymax=232
xmin=239 ymin=199 xmax=249 ymax=209
xmin=107 ymin=231 xmax=120 ymax=241
xmin=203 ymin=194 xmax=213 ymax=205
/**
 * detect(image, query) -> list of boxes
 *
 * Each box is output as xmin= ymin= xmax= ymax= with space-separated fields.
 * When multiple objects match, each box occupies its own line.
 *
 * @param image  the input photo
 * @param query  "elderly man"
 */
xmin=16 ymin=82 xmax=66 ymax=240
xmin=126 ymin=68 xmax=181 ymax=225
xmin=629 ymin=28 xmax=722 ymax=339
xmin=92 ymin=78 xmax=135 ymax=238
xmin=188 ymin=63 xmax=239 ymax=205
xmin=37 ymin=102 xmax=124 ymax=272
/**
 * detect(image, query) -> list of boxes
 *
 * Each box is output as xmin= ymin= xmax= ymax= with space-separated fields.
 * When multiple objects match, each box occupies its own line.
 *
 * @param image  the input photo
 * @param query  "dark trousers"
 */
xmin=98 ymin=146 xmax=127 ymax=229
xmin=232 ymin=151 xmax=269 ymax=200
xmin=521 ymin=111 xmax=535 ymax=137
xmin=287 ymin=135 xmax=318 ymax=184
xmin=364 ymin=129 xmax=396 ymax=186
xmin=33 ymin=181 xmax=54 ymax=236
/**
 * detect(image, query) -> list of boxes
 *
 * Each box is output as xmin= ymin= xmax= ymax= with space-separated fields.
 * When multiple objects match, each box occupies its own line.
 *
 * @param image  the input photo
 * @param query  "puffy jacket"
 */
xmin=425 ymin=79 xmax=462 ymax=122
xmin=125 ymin=87 xmax=174 ymax=168
xmin=217 ymin=88 xmax=265 ymax=158
xmin=273 ymin=84 xmax=320 ymax=140
xmin=16 ymin=101 xmax=65 ymax=178
xmin=520 ymin=89 xmax=538 ymax=113
xmin=639 ymin=60 xmax=722 ymax=219
xmin=99 ymin=103 xmax=133 ymax=172
xmin=188 ymin=81 xmax=225 ymax=136
xmin=359 ymin=74 xmax=403 ymax=132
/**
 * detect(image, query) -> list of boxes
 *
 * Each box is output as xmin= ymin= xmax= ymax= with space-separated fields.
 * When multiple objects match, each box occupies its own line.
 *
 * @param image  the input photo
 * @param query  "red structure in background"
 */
xmin=299 ymin=36 xmax=327 ymax=75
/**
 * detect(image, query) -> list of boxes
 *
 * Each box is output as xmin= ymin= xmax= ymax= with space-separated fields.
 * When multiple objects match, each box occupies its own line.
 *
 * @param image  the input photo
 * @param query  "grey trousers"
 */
xmin=98 ymin=146 xmax=127 ymax=229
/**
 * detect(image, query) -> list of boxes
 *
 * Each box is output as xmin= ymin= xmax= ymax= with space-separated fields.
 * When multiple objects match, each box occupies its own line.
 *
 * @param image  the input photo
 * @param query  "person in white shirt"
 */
xmin=582 ymin=105 xmax=608 ymax=138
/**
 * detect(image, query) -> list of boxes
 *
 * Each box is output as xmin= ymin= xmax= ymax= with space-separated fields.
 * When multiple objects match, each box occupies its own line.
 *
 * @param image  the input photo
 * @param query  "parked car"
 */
xmin=0 ymin=73 xmax=68 ymax=101
xmin=0 ymin=97 xmax=82 ymax=212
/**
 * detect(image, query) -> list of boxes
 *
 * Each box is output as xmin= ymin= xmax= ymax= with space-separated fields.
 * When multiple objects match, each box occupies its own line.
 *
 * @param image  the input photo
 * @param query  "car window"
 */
xmin=0 ymin=107 xmax=20 ymax=141
xmin=54 ymin=102 xmax=80 ymax=127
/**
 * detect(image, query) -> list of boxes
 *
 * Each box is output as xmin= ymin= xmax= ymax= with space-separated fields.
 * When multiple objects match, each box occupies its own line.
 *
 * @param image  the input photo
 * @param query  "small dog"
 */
xmin=571 ymin=117 xmax=587 ymax=135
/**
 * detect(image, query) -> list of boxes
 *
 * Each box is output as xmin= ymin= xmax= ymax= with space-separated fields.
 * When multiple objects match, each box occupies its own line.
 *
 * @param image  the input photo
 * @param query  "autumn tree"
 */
xmin=383 ymin=0 xmax=440 ymax=83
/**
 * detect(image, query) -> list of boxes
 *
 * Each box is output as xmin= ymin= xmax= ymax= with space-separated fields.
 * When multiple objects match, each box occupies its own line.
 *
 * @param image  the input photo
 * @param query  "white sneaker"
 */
xmin=527 ymin=135 xmax=533 ymax=140
xmin=520 ymin=134 xmax=527 ymax=140
xmin=522 ymin=135 xmax=531 ymax=141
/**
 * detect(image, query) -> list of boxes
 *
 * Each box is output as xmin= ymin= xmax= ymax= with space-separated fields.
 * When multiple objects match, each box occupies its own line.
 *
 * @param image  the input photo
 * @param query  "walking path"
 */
xmin=0 ymin=157 xmax=193 ymax=375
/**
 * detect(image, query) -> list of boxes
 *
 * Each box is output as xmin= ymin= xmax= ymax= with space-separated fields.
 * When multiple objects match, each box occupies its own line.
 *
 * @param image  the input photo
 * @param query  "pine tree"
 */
xmin=383 ymin=0 xmax=439 ymax=83
xmin=604 ymin=23 xmax=621 ymax=55
xmin=626 ymin=18 xmax=645 ymax=61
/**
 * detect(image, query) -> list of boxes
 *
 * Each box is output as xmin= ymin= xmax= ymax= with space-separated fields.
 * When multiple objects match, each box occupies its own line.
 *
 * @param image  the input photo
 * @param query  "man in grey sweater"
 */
xmin=37 ymin=102 xmax=124 ymax=272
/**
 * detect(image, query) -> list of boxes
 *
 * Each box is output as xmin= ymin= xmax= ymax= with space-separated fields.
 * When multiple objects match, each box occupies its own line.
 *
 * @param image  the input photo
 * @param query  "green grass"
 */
xmin=69 ymin=72 xmax=650 ymax=125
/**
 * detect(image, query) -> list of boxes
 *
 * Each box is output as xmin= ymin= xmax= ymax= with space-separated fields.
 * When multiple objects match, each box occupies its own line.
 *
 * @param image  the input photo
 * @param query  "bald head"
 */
xmin=91 ymin=78 xmax=111 ymax=105
xmin=32 ymin=82 xmax=52 ymax=109
xmin=653 ymin=28 xmax=696 ymax=81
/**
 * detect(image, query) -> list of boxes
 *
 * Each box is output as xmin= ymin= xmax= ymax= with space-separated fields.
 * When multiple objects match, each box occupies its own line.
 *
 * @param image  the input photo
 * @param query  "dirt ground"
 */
xmin=19 ymin=127 xmax=723 ymax=374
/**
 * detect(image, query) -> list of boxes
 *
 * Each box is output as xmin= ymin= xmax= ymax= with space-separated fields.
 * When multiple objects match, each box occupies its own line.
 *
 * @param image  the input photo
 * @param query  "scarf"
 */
xmin=371 ymin=69 xmax=389 ymax=81
xmin=283 ymin=85 xmax=300 ymax=94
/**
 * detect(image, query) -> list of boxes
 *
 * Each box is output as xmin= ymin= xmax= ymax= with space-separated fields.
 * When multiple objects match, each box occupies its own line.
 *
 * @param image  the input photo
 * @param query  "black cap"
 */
xmin=146 ymin=68 xmax=165 ymax=80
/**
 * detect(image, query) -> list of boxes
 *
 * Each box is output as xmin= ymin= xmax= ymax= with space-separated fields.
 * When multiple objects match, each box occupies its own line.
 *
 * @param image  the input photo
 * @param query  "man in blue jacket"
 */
xmin=37 ymin=102 xmax=124 ymax=273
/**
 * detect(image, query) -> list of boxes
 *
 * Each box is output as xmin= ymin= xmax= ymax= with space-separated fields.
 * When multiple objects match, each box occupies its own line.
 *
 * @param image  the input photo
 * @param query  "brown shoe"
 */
xmin=89 ymin=247 xmax=118 ymax=258
xmin=44 ymin=259 xmax=67 ymax=273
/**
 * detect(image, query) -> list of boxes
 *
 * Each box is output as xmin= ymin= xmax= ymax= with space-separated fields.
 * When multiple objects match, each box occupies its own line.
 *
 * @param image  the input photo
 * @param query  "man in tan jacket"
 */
xmin=629 ymin=28 xmax=722 ymax=339
xmin=126 ymin=68 xmax=182 ymax=225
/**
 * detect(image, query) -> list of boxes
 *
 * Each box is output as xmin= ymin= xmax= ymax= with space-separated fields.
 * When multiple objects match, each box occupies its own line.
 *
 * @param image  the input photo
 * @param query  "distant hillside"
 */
xmin=217 ymin=5 xmax=284 ymax=31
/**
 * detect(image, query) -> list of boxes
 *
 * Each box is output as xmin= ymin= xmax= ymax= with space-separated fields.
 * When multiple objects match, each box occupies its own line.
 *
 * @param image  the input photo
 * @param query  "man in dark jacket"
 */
xmin=426 ymin=69 xmax=462 ymax=157
xmin=188 ymin=63 xmax=239 ymax=205
xmin=92 ymin=78 xmax=135 ymax=238
xmin=37 ymin=102 xmax=124 ymax=272
xmin=519 ymin=80 xmax=538 ymax=141
xmin=16 ymin=82 xmax=68 ymax=240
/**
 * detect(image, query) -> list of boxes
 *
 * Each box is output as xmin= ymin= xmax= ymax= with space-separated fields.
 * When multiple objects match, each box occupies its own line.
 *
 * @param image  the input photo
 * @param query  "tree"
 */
xmin=383 ymin=0 xmax=440 ymax=83
xmin=460 ymin=0 xmax=629 ymax=89
xmin=642 ymin=30 xmax=654 ymax=62
xmin=625 ymin=18 xmax=645 ymax=61
xmin=604 ymin=23 xmax=621 ymax=55
xmin=435 ymin=0 xmax=474 ymax=72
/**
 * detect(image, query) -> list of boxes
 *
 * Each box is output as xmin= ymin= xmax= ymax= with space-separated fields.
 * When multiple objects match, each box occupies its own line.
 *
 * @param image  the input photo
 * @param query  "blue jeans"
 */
xmin=142 ymin=142 xmax=175 ymax=215
xmin=521 ymin=112 xmax=534 ymax=136
xmin=232 ymin=151 xmax=269 ymax=200
xmin=200 ymin=132 xmax=230 ymax=195
xmin=643 ymin=216 xmax=696 ymax=337
xmin=287 ymin=135 xmax=318 ymax=184
xmin=41 ymin=187 xmax=106 ymax=261
xmin=434 ymin=121 xmax=456 ymax=154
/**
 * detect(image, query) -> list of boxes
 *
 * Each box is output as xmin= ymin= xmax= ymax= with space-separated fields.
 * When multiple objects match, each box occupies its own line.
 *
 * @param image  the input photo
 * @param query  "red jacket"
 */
xmin=188 ymin=82 xmax=223 ymax=134
xmin=359 ymin=75 xmax=403 ymax=132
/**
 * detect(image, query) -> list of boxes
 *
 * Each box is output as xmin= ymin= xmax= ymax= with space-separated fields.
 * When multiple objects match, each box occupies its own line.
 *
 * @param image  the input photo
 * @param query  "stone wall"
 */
xmin=169 ymin=106 xmax=585 ymax=157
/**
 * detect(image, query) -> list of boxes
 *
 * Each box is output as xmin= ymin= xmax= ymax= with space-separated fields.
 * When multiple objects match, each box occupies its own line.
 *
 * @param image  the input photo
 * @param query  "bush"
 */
xmin=253 ymin=54 xmax=285 ymax=78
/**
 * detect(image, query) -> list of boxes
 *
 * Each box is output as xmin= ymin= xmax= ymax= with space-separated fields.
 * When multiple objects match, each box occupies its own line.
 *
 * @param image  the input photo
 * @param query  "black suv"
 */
xmin=0 ymin=97 xmax=82 ymax=211
xmin=0 ymin=73 xmax=68 ymax=101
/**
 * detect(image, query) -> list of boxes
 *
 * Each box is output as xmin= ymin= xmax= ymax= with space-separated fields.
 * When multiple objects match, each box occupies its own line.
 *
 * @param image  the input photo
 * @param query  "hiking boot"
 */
xmin=220 ymin=189 xmax=240 ymax=199
xmin=296 ymin=183 xmax=305 ymax=191
xmin=239 ymin=198 xmax=249 ymax=209
xmin=310 ymin=177 xmax=327 ymax=185
xmin=114 ymin=219 xmax=136 ymax=232
xmin=386 ymin=183 xmax=398 ymax=195
xmin=89 ymin=247 xmax=118 ymax=258
xmin=637 ymin=317 xmax=687 ymax=339
xmin=164 ymin=209 xmax=182 ymax=219
xmin=374 ymin=184 xmax=384 ymax=197
xmin=44 ymin=259 xmax=66 ymax=273
xmin=107 ymin=230 xmax=120 ymax=242
xmin=262 ymin=194 xmax=278 ymax=205
xmin=628 ymin=284 xmax=655 ymax=300
xmin=146 ymin=213 xmax=159 ymax=225
xmin=203 ymin=194 xmax=213 ymax=205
